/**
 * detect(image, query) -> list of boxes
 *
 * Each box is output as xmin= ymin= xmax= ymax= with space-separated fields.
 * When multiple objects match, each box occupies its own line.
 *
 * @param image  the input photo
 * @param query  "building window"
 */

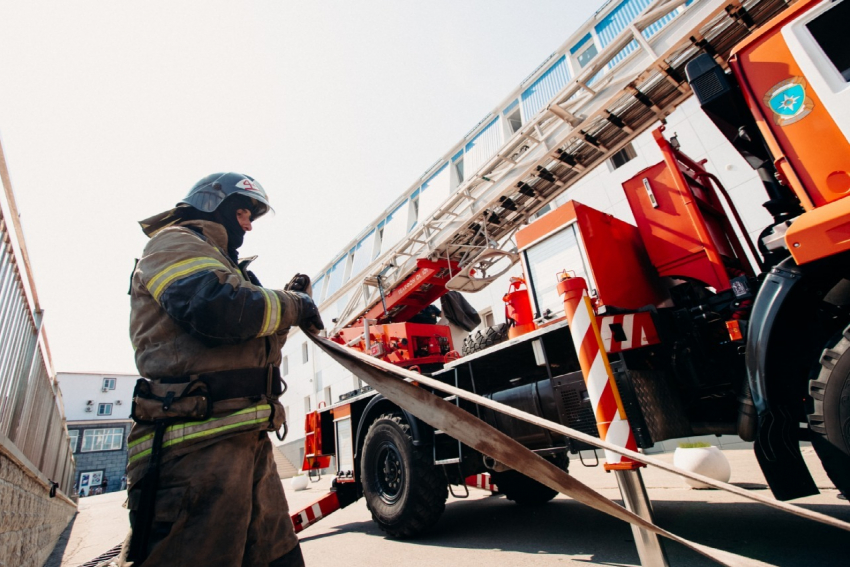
xmin=481 ymin=308 xmax=495 ymax=329
xmin=608 ymin=143 xmax=637 ymax=170
xmin=408 ymin=196 xmax=420 ymax=232
xmin=323 ymin=386 xmax=333 ymax=407
xmin=454 ymin=158 xmax=465 ymax=184
xmin=531 ymin=203 xmax=553 ymax=221
xmin=302 ymin=342 xmax=309 ymax=364
xmin=102 ymin=378 xmax=116 ymax=391
xmin=304 ymin=395 xmax=312 ymax=414
xmin=571 ymin=33 xmax=598 ymax=69
xmin=68 ymin=430 xmax=79 ymax=453
xmin=504 ymin=106 xmax=522 ymax=135
xmin=97 ymin=403 xmax=113 ymax=416
xmin=282 ymin=356 xmax=289 ymax=377
xmin=81 ymin=428 xmax=125 ymax=452
xmin=577 ymin=42 xmax=598 ymax=68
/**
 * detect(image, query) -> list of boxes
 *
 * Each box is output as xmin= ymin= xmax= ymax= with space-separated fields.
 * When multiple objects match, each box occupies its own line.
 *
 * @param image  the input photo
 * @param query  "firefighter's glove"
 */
xmin=294 ymin=292 xmax=324 ymax=335
xmin=285 ymin=273 xmax=312 ymax=297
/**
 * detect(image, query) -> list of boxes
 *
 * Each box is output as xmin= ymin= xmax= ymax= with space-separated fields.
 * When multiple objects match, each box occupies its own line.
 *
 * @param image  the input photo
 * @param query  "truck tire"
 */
xmin=361 ymin=413 xmax=447 ymax=537
xmin=462 ymin=323 xmax=509 ymax=356
xmin=808 ymin=324 xmax=850 ymax=498
xmin=492 ymin=466 xmax=562 ymax=506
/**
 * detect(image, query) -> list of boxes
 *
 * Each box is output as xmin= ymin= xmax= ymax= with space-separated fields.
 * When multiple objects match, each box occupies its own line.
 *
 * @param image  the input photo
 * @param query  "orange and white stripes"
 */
xmin=557 ymin=275 xmax=639 ymax=470
xmin=465 ymin=473 xmax=498 ymax=492
xmin=291 ymin=492 xmax=342 ymax=534
xmin=598 ymin=312 xmax=659 ymax=353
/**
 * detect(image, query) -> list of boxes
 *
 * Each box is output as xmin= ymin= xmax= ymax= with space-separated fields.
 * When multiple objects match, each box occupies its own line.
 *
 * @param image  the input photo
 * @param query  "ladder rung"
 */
xmin=435 ymin=458 xmax=461 ymax=465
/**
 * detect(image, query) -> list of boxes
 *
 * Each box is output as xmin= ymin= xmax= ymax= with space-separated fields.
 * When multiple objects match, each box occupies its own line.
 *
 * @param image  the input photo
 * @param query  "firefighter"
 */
xmin=116 ymin=173 xmax=322 ymax=566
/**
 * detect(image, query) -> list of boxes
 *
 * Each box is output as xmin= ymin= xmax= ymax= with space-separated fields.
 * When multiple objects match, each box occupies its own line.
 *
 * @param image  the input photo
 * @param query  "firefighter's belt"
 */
xmin=132 ymin=367 xmax=282 ymax=423
xmin=310 ymin=335 xmax=850 ymax=567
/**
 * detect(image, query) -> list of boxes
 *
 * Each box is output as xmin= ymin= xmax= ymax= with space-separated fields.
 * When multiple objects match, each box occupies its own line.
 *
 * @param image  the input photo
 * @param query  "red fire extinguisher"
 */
xmin=503 ymin=277 xmax=537 ymax=339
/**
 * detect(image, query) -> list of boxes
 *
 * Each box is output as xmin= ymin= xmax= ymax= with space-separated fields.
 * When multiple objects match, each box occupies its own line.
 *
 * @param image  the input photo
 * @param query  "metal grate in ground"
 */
xmin=78 ymin=543 xmax=122 ymax=567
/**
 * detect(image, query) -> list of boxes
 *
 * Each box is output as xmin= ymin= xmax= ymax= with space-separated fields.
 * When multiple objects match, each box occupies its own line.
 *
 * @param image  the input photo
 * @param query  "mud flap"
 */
xmin=754 ymin=409 xmax=818 ymax=501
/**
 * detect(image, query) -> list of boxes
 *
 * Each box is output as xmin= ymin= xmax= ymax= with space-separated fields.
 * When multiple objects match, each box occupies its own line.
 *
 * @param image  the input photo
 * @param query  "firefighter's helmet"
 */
xmin=139 ymin=172 xmax=273 ymax=237
xmin=180 ymin=172 xmax=272 ymax=219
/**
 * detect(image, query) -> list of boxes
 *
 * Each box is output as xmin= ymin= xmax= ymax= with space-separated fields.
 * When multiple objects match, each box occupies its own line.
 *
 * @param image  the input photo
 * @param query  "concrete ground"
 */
xmin=48 ymin=447 xmax=849 ymax=567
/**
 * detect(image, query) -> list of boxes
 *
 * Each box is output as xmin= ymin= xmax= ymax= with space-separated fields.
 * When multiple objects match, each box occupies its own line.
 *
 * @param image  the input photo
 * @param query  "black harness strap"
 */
xmin=127 ymin=419 xmax=168 ymax=564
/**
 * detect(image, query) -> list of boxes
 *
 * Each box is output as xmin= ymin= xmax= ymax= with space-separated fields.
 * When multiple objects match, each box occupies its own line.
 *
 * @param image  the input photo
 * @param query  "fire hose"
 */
xmin=310 ymin=335 xmax=850 ymax=567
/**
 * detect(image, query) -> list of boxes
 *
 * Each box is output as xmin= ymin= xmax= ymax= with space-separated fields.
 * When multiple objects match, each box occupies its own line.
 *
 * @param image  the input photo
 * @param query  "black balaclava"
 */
xmin=214 ymin=195 xmax=254 ymax=259
xmin=182 ymin=194 xmax=254 ymax=262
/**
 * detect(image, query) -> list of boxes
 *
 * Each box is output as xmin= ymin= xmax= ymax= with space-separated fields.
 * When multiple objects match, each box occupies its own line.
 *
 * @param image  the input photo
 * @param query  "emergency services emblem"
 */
xmin=236 ymin=178 xmax=267 ymax=197
xmin=763 ymin=77 xmax=814 ymax=127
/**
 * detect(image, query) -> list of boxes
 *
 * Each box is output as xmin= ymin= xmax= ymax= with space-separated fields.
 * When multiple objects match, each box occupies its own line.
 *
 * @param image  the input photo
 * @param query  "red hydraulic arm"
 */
xmin=358 ymin=258 xmax=459 ymax=325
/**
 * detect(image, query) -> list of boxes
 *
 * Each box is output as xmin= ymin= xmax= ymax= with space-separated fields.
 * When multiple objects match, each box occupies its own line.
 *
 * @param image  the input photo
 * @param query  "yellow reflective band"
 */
xmin=147 ymin=257 xmax=226 ymax=302
xmin=257 ymin=288 xmax=281 ymax=337
xmin=127 ymin=404 xmax=271 ymax=450
xmin=128 ymin=417 xmax=269 ymax=464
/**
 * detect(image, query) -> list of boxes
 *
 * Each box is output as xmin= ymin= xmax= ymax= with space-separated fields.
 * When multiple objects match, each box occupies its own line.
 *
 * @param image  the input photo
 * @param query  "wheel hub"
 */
xmin=375 ymin=442 xmax=404 ymax=503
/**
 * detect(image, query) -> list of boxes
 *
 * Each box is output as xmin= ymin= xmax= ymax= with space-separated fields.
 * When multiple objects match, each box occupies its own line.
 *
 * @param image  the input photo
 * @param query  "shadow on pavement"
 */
xmin=302 ymin=495 xmax=850 ymax=567
xmin=43 ymin=513 xmax=77 ymax=567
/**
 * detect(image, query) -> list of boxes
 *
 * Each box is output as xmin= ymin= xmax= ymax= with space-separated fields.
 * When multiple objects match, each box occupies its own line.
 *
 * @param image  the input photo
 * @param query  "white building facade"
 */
xmin=58 ymin=372 xmax=138 ymax=495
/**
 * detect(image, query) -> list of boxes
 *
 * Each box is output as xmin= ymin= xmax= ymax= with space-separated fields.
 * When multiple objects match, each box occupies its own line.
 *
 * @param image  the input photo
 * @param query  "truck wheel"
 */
xmin=808 ymin=325 xmax=850 ymax=497
xmin=462 ymin=323 xmax=509 ymax=356
xmin=492 ymin=469 xmax=559 ymax=506
xmin=361 ymin=413 xmax=447 ymax=537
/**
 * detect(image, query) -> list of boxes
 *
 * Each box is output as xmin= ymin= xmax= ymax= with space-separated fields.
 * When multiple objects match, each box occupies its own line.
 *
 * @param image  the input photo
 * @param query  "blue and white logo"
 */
xmin=763 ymin=77 xmax=814 ymax=126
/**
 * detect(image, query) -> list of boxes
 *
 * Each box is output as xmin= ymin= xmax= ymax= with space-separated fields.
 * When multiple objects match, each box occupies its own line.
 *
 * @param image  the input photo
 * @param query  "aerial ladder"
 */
xmin=320 ymin=0 xmax=789 ymax=348
xmin=290 ymin=0 xmax=797 ymax=545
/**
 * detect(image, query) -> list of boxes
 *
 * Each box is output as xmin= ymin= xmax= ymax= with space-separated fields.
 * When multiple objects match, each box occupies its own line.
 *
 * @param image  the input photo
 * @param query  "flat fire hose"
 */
xmin=310 ymin=336 xmax=850 ymax=567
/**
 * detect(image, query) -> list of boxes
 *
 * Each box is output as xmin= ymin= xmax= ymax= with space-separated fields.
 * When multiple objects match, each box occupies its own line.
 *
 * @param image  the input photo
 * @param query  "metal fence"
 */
xmin=0 ymin=143 xmax=75 ymax=497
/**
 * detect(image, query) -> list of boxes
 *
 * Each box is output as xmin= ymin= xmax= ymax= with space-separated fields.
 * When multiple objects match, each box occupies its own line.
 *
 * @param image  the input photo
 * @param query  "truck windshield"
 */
xmin=806 ymin=0 xmax=850 ymax=82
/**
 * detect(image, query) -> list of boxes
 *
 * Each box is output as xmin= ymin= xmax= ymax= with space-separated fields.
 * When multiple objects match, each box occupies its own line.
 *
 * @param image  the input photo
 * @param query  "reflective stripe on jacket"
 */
xmin=127 ymin=404 xmax=273 ymax=465
xmin=128 ymin=219 xmax=300 ymax=479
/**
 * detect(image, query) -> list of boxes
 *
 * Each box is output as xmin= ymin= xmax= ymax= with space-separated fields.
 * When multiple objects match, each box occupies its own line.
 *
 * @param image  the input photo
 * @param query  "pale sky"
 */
xmin=0 ymin=1 xmax=605 ymax=374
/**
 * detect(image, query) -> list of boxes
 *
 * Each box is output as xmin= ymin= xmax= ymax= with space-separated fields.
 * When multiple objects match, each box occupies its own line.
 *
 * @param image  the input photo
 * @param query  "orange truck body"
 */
xmin=730 ymin=0 xmax=850 ymax=263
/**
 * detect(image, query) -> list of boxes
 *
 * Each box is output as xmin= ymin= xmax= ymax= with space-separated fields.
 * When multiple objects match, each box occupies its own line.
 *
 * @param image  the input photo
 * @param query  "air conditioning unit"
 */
xmin=84 ymin=407 xmax=92 ymax=412
xmin=115 ymin=400 xmax=123 ymax=405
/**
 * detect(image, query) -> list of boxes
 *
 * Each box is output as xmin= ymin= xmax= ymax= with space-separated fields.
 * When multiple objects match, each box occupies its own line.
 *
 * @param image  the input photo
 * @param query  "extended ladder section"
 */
xmin=326 ymin=0 xmax=791 ymax=335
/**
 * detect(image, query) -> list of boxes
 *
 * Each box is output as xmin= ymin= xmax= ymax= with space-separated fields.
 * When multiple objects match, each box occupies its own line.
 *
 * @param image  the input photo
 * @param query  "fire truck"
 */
xmin=294 ymin=0 xmax=850 ymax=538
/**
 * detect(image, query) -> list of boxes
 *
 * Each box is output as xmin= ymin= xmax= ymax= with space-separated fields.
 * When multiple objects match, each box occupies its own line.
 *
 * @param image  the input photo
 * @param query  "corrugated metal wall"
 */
xmin=418 ymin=163 xmax=451 ymax=222
xmin=463 ymin=116 xmax=503 ymax=177
xmin=0 ymin=181 xmax=75 ymax=497
xmin=520 ymin=55 xmax=571 ymax=120
xmin=595 ymin=0 xmax=679 ymax=68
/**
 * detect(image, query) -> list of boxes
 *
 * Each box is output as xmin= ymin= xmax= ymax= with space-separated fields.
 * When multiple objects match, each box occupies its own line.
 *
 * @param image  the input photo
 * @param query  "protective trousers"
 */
xmin=113 ymin=431 xmax=303 ymax=567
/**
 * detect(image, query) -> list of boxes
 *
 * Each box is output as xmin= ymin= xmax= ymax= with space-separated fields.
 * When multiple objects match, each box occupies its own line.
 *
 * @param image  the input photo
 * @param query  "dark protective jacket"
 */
xmin=126 ymin=219 xmax=303 ymax=480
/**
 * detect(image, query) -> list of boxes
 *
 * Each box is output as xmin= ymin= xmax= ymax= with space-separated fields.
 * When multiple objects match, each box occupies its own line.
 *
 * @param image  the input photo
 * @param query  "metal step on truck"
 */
xmin=292 ymin=0 xmax=850 ymax=539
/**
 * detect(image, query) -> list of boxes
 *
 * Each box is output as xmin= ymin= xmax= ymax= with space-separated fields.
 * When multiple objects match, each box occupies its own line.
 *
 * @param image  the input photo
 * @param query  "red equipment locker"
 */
xmin=621 ymin=129 xmax=755 ymax=292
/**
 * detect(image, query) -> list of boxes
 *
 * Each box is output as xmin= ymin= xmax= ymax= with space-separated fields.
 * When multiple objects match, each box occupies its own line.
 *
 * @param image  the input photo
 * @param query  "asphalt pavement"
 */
xmin=48 ymin=447 xmax=850 ymax=567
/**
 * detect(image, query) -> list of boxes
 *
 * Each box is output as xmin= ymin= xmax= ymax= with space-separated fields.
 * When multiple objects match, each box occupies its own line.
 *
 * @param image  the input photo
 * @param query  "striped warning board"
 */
xmin=598 ymin=312 xmax=659 ymax=353
xmin=465 ymin=473 xmax=498 ymax=492
xmin=291 ymin=492 xmax=342 ymax=534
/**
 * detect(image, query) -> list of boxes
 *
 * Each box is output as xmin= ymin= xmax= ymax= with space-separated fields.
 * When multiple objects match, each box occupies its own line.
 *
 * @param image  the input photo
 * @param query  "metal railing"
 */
xmin=0 ymin=138 xmax=75 ymax=497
